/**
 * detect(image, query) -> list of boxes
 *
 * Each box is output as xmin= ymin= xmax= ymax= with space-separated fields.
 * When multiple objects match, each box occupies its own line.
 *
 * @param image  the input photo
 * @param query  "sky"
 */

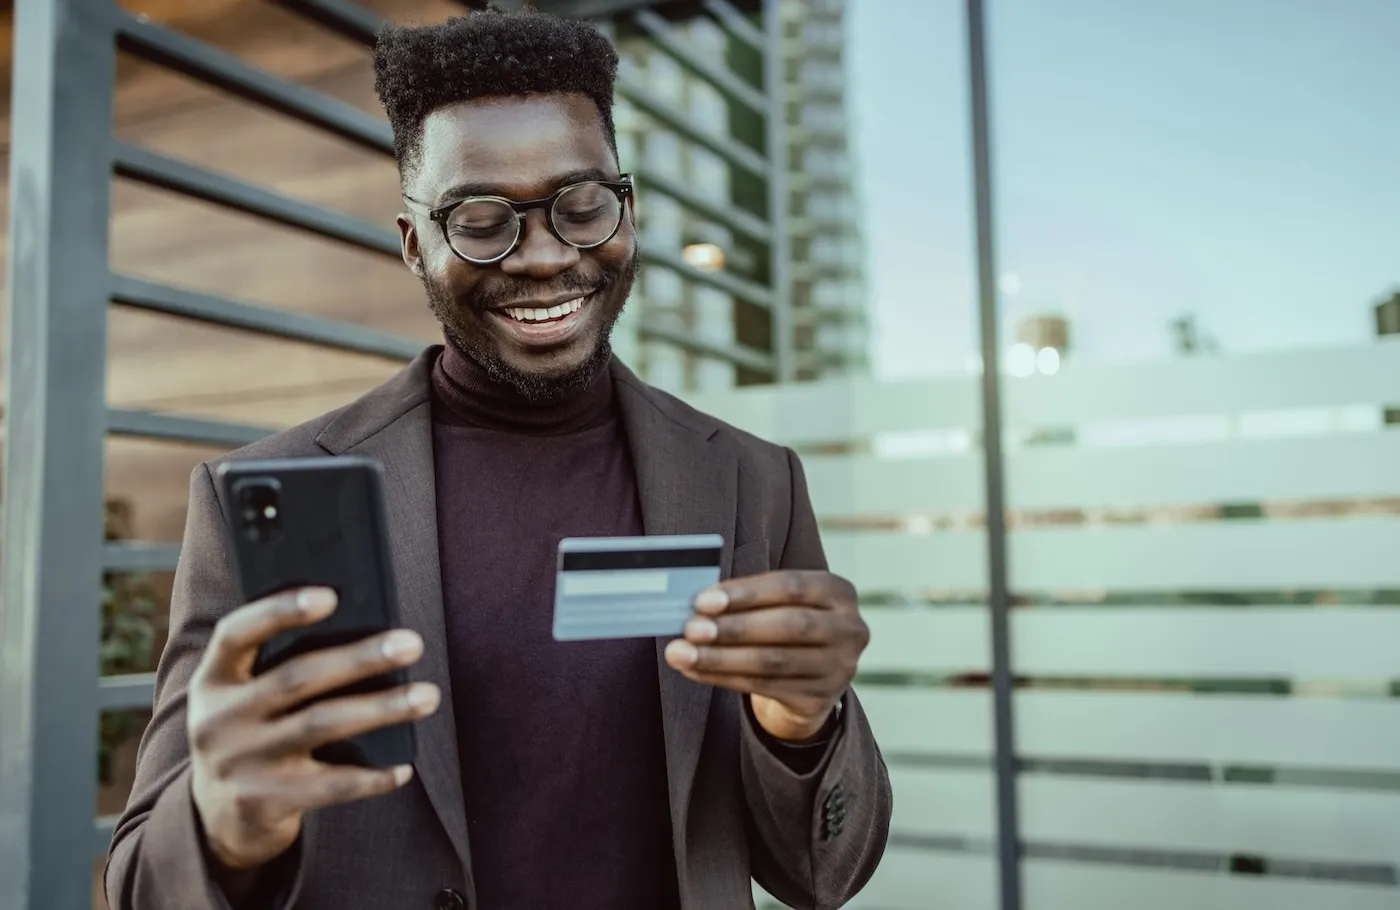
xmin=845 ymin=0 xmax=1400 ymax=380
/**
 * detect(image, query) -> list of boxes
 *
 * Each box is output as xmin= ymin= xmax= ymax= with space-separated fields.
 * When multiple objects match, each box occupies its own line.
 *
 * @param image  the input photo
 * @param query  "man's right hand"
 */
xmin=187 ymin=587 xmax=440 ymax=872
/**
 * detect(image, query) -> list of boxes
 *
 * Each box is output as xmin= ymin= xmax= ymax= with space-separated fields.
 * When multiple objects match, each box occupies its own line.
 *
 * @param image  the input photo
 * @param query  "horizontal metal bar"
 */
xmin=789 ymin=171 xmax=854 ymax=191
xmin=107 ymin=408 xmax=274 ymax=448
xmin=632 ymin=8 xmax=767 ymax=116
xmin=268 ymin=0 xmax=385 ymax=46
xmin=116 ymin=11 xmax=394 ymax=156
xmin=633 ymin=166 xmax=771 ymax=246
xmin=104 ymin=542 xmax=180 ymax=573
xmin=616 ymin=76 xmax=770 ymax=181
xmin=93 ymin=816 xmax=116 ymax=858
xmin=790 ymin=259 xmax=853 ymax=281
xmin=98 ymin=674 xmax=156 ymax=711
xmin=637 ymin=322 xmax=774 ymax=375
xmin=110 ymin=274 xmax=423 ymax=361
xmin=703 ymin=0 xmax=766 ymax=54
xmin=113 ymin=142 xmax=402 ymax=258
xmin=641 ymin=245 xmax=774 ymax=309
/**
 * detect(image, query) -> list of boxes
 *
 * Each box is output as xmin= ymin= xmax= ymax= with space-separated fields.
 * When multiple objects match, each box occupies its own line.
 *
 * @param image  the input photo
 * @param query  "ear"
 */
xmin=397 ymin=213 xmax=424 ymax=276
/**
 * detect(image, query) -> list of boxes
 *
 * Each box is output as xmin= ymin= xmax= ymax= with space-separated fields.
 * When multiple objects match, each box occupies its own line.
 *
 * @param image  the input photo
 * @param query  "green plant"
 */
xmin=98 ymin=499 xmax=160 ymax=785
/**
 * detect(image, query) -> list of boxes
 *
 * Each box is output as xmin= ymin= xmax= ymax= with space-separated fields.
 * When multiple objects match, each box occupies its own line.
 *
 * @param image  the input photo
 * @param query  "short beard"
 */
xmin=421 ymin=250 xmax=638 ymax=405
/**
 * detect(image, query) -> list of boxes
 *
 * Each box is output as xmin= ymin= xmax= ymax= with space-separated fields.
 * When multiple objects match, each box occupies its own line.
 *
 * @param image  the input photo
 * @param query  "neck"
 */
xmin=431 ymin=341 xmax=614 ymax=435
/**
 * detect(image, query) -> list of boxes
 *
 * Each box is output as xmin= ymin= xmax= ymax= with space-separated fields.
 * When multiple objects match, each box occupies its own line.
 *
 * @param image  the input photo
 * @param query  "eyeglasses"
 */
xmin=404 ymin=175 xmax=634 ymax=265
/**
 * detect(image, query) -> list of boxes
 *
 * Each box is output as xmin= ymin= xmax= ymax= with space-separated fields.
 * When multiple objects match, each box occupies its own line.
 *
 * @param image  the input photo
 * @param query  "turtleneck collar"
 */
xmin=430 ymin=341 xmax=615 ymax=436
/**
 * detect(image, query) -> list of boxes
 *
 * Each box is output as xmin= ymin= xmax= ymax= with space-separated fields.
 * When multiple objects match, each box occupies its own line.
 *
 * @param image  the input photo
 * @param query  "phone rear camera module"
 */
xmin=234 ymin=478 xmax=283 ymax=544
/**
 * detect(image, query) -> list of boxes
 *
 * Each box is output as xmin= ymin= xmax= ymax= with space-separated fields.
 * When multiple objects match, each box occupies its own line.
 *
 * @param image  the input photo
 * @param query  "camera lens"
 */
xmin=235 ymin=478 xmax=283 ymax=543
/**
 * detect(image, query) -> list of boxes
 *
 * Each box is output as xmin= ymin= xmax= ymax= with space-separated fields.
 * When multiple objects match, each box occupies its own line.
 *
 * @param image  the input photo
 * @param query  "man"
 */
xmin=106 ymin=8 xmax=891 ymax=910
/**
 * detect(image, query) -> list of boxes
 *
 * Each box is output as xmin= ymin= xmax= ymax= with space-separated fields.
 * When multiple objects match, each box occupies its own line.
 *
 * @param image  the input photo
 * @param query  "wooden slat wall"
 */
xmin=1 ymin=0 xmax=466 ymax=546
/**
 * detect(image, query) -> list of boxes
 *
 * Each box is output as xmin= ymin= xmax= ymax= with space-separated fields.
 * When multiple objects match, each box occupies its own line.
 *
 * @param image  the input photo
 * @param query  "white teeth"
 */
xmin=505 ymin=297 xmax=586 ymax=323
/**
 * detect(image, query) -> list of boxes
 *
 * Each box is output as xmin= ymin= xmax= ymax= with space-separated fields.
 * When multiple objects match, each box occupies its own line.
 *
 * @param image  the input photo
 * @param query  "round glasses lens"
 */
xmin=446 ymin=199 xmax=519 ymax=261
xmin=550 ymin=183 xmax=622 ymax=248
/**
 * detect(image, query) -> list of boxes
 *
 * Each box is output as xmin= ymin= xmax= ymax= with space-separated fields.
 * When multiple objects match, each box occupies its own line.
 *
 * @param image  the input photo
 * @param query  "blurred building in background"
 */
xmin=611 ymin=0 xmax=867 ymax=392
xmin=781 ymin=0 xmax=869 ymax=380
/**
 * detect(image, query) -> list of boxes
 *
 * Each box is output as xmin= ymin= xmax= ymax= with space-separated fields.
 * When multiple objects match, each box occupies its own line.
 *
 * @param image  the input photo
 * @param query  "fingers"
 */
xmin=682 ymin=607 xmax=840 ymax=646
xmin=664 ymin=639 xmax=829 ymax=678
xmin=246 ymin=628 xmax=426 ymax=717
xmin=242 ymin=762 xmax=416 ymax=818
xmin=696 ymin=570 xmax=857 ymax=616
xmin=201 ymin=587 xmax=338 ymax=684
xmin=662 ymin=662 xmax=830 ymax=709
xmin=245 ymin=683 xmax=441 ymax=758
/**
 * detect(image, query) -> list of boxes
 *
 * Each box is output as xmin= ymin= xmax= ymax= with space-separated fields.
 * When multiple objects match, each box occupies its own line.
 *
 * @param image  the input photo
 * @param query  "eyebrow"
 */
xmin=433 ymin=169 xmax=620 ymax=207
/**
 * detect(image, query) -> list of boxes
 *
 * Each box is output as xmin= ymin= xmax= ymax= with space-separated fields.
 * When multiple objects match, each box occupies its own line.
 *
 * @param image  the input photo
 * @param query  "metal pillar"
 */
xmin=965 ymin=1 xmax=1024 ymax=908
xmin=0 ymin=1 xmax=118 ymax=908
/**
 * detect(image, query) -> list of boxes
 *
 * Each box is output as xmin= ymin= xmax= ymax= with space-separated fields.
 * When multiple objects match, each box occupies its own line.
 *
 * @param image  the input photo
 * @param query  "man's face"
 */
xmin=397 ymin=94 xmax=638 ymax=401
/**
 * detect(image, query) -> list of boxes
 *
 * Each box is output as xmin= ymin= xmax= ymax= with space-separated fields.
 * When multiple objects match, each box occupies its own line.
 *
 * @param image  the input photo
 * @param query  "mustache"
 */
xmin=465 ymin=270 xmax=612 ymax=312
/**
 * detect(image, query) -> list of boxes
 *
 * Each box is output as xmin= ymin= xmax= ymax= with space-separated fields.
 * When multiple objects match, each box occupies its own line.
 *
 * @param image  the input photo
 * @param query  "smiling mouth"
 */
xmin=498 ymin=295 xmax=590 ymax=325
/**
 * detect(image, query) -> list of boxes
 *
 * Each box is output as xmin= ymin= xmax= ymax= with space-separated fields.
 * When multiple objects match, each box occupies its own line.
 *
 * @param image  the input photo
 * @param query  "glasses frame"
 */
xmin=405 ymin=175 xmax=634 ymax=266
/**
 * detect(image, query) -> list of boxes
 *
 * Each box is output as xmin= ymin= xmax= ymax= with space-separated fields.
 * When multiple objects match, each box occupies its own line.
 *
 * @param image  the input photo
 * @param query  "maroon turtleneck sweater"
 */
xmin=429 ymin=344 xmax=681 ymax=910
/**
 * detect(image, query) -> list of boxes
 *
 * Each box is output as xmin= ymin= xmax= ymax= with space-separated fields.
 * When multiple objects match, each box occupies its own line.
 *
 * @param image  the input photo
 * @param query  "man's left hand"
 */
xmin=663 ymin=570 xmax=869 ymax=742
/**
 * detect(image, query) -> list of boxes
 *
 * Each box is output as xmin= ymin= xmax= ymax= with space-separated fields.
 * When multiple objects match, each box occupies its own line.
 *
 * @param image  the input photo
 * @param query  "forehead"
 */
xmin=415 ymin=94 xmax=616 ymax=200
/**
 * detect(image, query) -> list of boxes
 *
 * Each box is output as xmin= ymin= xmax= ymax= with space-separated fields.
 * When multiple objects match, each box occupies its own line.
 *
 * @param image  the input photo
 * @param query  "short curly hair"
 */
xmin=372 ymin=8 xmax=620 ymax=182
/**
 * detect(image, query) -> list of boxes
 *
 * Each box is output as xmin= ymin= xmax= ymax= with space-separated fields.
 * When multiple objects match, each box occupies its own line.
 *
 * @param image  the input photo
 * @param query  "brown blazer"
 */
xmin=105 ymin=349 xmax=892 ymax=910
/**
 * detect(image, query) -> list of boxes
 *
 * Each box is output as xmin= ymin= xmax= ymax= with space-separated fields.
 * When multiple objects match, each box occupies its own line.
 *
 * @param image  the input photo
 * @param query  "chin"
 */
xmin=472 ymin=334 xmax=614 ymax=403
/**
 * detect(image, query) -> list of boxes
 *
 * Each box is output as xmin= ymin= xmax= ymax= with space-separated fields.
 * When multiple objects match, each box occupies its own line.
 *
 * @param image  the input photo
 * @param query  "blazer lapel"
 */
xmin=611 ymin=361 xmax=739 ymax=856
xmin=315 ymin=349 xmax=473 ymax=882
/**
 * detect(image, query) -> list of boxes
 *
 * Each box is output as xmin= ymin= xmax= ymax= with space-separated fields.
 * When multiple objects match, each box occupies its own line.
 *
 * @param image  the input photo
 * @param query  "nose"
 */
xmin=498 ymin=208 xmax=580 ymax=280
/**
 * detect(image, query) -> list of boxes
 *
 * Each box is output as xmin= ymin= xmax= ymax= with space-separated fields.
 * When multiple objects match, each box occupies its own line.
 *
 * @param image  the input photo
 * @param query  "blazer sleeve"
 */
xmin=741 ymin=447 xmax=893 ymax=909
xmin=104 ymin=464 xmax=306 ymax=910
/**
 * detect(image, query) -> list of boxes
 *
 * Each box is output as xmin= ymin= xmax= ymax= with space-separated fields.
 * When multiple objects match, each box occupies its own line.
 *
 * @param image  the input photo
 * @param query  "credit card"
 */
xmin=552 ymin=534 xmax=724 ymax=641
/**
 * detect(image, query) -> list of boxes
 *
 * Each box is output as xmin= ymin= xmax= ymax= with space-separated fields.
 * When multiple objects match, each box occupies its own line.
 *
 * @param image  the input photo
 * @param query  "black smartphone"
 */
xmin=214 ymin=455 xmax=416 ymax=769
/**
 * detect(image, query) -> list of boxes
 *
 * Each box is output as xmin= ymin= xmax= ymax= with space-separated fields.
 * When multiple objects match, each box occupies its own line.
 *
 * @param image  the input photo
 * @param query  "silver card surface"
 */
xmin=552 ymin=534 xmax=723 ymax=641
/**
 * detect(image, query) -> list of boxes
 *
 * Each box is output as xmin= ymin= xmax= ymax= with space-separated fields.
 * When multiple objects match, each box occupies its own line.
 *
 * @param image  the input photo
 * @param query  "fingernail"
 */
xmin=694 ymin=589 xmax=728 ymax=614
xmin=381 ymin=630 xmax=423 ymax=662
xmin=296 ymin=588 xmax=336 ymax=614
xmin=665 ymin=639 xmax=699 ymax=668
xmin=407 ymin=683 xmax=440 ymax=711
xmin=392 ymin=764 xmax=414 ymax=785
xmin=684 ymin=618 xmax=718 ymax=643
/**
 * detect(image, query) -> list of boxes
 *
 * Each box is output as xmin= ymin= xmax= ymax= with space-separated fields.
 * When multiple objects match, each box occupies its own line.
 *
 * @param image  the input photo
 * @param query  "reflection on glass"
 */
xmin=992 ymin=3 xmax=1400 ymax=910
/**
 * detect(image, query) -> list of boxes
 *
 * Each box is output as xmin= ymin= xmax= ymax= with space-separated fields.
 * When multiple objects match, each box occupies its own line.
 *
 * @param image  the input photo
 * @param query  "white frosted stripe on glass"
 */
xmin=843 ymin=847 xmax=997 ymax=910
xmin=856 ymin=687 xmax=993 ymax=756
xmin=1020 ymin=775 xmax=1400 ymax=867
xmin=1018 ymin=691 xmax=1400 ymax=771
xmin=1013 ymin=607 xmax=1400 ymax=678
xmin=1025 ymin=859 xmax=1398 ymax=910
xmin=685 ymin=342 xmax=1400 ymax=444
xmin=1009 ymin=517 xmax=1400 ymax=590
xmin=864 ymin=689 xmax=1400 ymax=769
xmin=888 ymin=767 xmax=996 ymax=838
xmin=888 ymin=766 xmax=1400 ymax=866
xmin=826 ymin=530 xmax=986 ymax=591
xmin=1006 ymin=340 xmax=1400 ymax=426
xmin=864 ymin=607 xmax=1400 ymax=678
xmin=804 ymin=433 xmax=1400 ymax=516
xmin=828 ymin=517 xmax=1400 ymax=592
xmin=686 ymin=374 xmax=981 ymax=443
xmin=804 ymin=452 xmax=983 ymax=515
xmin=863 ymin=608 xmax=990 ymax=674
